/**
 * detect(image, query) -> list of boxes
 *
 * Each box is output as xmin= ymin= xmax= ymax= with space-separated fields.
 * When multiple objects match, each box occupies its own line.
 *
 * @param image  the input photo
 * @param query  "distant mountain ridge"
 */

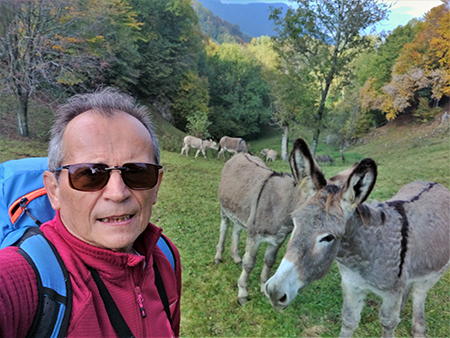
xmin=196 ymin=0 xmax=289 ymax=37
xmin=192 ymin=0 xmax=252 ymax=44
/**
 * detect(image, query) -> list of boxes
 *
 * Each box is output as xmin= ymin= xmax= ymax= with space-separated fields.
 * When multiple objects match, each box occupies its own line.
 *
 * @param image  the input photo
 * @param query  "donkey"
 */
xmin=217 ymin=136 xmax=249 ymax=160
xmin=180 ymin=135 xmax=218 ymax=160
xmin=315 ymin=154 xmax=334 ymax=165
xmin=265 ymin=138 xmax=450 ymax=337
xmin=215 ymin=153 xmax=309 ymax=305
xmin=261 ymin=148 xmax=277 ymax=162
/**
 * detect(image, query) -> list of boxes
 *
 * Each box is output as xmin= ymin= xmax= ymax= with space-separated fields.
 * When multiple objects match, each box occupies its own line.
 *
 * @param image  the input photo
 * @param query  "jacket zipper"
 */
xmin=134 ymin=286 xmax=147 ymax=318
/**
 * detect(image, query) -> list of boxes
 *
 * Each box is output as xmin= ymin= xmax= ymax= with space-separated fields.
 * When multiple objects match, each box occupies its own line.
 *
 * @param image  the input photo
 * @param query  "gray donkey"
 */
xmin=265 ymin=138 xmax=450 ymax=337
xmin=215 ymin=153 xmax=308 ymax=305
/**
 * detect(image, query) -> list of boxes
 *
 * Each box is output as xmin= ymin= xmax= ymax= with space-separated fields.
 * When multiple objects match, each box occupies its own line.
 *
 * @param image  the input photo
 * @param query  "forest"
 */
xmin=0 ymin=0 xmax=448 ymax=158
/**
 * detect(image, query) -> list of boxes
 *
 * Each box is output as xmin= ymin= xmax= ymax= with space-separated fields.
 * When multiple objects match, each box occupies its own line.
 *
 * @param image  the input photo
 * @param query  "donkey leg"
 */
xmin=339 ymin=281 xmax=368 ymax=338
xmin=379 ymin=292 xmax=402 ymax=338
xmin=217 ymin=148 xmax=225 ymax=160
xmin=260 ymin=242 xmax=283 ymax=293
xmin=237 ymin=237 xmax=262 ymax=305
xmin=194 ymin=148 xmax=201 ymax=159
xmin=230 ymin=223 xmax=243 ymax=264
xmin=214 ymin=210 xmax=230 ymax=264
xmin=401 ymin=283 xmax=413 ymax=311
xmin=410 ymin=274 xmax=442 ymax=338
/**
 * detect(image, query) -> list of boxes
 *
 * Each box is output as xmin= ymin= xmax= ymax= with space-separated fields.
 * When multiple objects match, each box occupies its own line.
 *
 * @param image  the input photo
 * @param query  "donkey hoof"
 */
xmin=214 ymin=258 xmax=222 ymax=265
xmin=238 ymin=297 xmax=248 ymax=306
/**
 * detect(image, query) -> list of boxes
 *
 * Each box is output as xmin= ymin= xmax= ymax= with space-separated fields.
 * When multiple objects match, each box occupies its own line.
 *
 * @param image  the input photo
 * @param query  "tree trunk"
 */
xmin=340 ymin=144 xmax=346 ymax=163
xmin=281 ymin=125 xmax=289 ymax=161
xmin=16 ymin=93 xmax=29 ymax=137
xmin=311 ymin=77 xmax=333 ymax=156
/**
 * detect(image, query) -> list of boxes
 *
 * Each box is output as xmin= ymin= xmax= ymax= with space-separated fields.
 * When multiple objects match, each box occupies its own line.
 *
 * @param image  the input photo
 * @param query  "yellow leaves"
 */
xmin=57 ymin=70 xmax=84 ymax=86
xmin=394 ymin=2 xmax=449 ymax=75
xmin=382 ymin=100 xmax=397 ymax=121
xmin=52 ymin=45 xmax=65 ymax=52
xmin=53 ymin=33 xmax=83 ymax=45
xmin=430 ymin=11 xmax=450 ymax=70
xmin=205 ymin=40 xmax=220 ymax=57
xmin=87 ymin=36 xmax=106 ymax=44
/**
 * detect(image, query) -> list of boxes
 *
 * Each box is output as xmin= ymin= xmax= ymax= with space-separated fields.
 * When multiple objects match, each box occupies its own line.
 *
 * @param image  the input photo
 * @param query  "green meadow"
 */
xmin=1 ymin=111 xmax=449 ymax=337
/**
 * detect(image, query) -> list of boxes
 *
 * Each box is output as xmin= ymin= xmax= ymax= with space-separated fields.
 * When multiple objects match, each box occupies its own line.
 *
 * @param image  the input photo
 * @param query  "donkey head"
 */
xmin=265 ymin=138 xmax=377 ymax=310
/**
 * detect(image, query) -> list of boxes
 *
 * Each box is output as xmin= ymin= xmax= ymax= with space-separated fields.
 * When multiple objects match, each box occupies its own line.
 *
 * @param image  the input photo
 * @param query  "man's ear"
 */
xmin=43 ymin=170 xmax=61 ymax=210
xmin=152 ymin=170 xmax=164 ymax=205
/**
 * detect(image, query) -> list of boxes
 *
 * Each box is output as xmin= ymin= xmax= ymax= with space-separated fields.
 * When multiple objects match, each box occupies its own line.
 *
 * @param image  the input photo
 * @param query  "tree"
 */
xmin=78 ymin=0 xmax=143 ymax=90
xmin=358 ymin=21 xmax=419 ymax=122
xmin=360 ymin=1 xmax=449 ymax=120
xmin=171 ymin=69 xmax=210 ymax=130
xmin=129 ymin=0 xmax=206 ymax=125
xmin=186 ymin=110 xmax=211 ymax=138
xmin=328 ymin=83 xmax=372 ymax=162
xmin=248 ymin=37 xmax=301 ymax=161
xmin=0 ymin=0 xmax=87 ymax=136
xmin=358 ymin=23 xmax=419 ymax=89
xmin=206 ymin=42 xmax=271 ymax=140
xmin=0 ymin=0 xmax=140 ymax=137
xmin=387 ymin=1 xmax=449 ymax=118
xmin=270 ymin=0 xmax=391 ymax=155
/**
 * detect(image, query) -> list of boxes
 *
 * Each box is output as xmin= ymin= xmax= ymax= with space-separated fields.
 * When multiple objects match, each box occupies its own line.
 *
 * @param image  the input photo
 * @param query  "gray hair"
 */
xmin=47 ymin=87 xmax=160 ymax=171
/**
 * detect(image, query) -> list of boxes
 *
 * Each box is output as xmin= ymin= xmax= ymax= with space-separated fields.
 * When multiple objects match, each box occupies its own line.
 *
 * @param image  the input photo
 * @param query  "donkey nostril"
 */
xmin=279 ymin=294 xmax=287 ymax=303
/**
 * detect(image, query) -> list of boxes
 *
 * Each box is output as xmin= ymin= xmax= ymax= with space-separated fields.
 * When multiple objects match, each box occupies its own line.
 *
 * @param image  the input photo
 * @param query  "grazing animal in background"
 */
xmin=215 ymin=153 xmax=311 ymax=305
xmin=180 ymin=135 xmax=218 ymax=159
xmin=265 ymin=138 xmax=450 ymax=338
xmin=217 ymin=136 xmax=248 ymax=160
xmin=261 ymin=149 xmax=277 ymax=162
xmin=315 ymin=154 xmax=334 ymax=165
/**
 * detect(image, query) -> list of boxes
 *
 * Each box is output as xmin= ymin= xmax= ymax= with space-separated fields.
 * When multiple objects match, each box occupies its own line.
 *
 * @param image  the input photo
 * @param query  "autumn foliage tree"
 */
xmin=361 ymin=0 xmax=449 ymax=121
xmin=0 ymin=0 xmax=87 ymax=136
xmin=0 ymin=0 xmax=142 ymax=137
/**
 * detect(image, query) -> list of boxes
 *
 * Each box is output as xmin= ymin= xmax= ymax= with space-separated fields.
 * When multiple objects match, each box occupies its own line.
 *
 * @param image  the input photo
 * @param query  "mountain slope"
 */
xmin=196 ymin=0 xmax=288 ymax=37
xmin=193 ymin=0 xmax=251 ymax=44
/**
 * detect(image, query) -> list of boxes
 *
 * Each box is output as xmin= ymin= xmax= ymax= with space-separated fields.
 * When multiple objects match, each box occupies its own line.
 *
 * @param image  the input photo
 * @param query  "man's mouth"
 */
xmin=98 ymin=215 xmax=133 ymax=223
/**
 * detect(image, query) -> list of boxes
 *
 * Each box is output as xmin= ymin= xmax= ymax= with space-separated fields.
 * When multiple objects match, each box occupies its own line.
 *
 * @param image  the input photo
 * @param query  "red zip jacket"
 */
xmin=0 ymin=211 xmax=182 ymax=338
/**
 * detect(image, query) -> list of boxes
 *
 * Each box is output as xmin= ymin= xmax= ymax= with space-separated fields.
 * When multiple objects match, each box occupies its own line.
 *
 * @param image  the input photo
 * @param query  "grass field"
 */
xmin=153 ymin=116 xmax=449 ymax=337
xmin=1 ymin=110 xmax=449 ymax=337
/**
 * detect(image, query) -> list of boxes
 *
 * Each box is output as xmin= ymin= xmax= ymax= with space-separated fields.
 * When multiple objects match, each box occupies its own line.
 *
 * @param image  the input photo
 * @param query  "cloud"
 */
xmin=390 ymin=0 xmax=442 ymax=18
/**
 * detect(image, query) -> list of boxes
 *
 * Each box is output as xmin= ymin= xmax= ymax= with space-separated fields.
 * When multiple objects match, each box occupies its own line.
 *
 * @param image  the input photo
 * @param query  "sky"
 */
xmin=221 ymin=0 xmax=444 ymax=33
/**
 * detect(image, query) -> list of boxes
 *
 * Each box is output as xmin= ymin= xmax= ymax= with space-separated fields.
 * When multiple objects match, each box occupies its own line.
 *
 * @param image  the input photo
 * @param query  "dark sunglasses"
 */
xmin=53 ymin=163 xmax=162 ymax=192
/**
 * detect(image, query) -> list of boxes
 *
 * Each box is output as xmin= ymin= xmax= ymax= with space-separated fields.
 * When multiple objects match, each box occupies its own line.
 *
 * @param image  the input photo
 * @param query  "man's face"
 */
xmin=44 ymin=110 xmax=163 ymax=253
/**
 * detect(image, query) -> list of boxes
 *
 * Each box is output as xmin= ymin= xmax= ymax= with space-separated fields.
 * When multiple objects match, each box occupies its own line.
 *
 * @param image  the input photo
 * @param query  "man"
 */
xmin=0 ymin=88 xmax=181 ymax=337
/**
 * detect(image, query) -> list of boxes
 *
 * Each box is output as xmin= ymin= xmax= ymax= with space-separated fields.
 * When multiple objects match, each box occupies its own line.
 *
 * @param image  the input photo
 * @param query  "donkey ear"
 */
xmin=289 ymin=138 xmax=327 ymax=196
xmin=341 ymin=158 xmax=377 ymax=213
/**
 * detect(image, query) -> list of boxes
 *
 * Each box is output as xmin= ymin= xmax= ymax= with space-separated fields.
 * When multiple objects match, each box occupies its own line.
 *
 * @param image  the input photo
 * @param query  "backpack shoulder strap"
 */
xmin=156 ymin=234 xmax=176 ymax=273
xmin=154 ymin=234 xmax=177 ymax=331
xmin=14 ymin=227 xmax=72 ymax=338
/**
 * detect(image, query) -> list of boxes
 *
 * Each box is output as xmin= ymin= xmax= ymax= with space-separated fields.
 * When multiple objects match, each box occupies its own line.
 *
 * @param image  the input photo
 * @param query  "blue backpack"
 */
xmin=0 ymin=157 xmax=175 ymax=338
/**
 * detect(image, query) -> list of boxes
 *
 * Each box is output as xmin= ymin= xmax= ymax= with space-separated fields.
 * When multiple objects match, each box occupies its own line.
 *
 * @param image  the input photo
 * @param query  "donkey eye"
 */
xmin=319 ymin=234 xmax=335 ymax=243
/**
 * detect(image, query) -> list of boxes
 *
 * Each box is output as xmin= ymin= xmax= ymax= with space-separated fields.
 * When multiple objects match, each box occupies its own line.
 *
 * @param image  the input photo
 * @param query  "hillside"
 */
xmin=192 ymin=0 xmax=252 ymax=44
xmin=193 ymin=0 xmax=252 ymax=44
xmin=245 ymin=112 xmax=450 ymax=199
xmin=196 ymin=0 xmax=289 ymax=37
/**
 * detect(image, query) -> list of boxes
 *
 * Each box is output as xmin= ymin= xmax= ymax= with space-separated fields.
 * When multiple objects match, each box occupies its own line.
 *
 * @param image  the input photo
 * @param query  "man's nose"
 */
xmin=102 ymin=170 xmax=131 ymax=200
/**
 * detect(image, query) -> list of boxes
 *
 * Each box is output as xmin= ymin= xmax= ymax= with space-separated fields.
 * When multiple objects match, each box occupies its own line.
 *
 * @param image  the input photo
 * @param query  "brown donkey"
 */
xmin=215 ymin=153 xmax=311 ymax=305
xmin=265 ymin=138 xmax=450 ymax=337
